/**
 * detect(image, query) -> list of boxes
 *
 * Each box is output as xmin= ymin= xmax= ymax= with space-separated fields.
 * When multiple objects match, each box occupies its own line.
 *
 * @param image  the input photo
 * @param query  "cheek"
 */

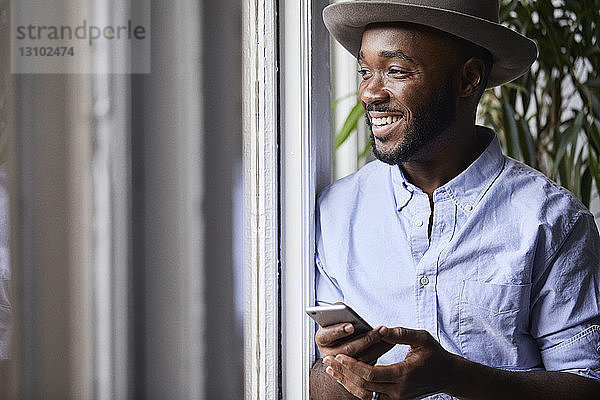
xmin=391 ymin=82 xmax=435 ymax=118
xmin=388 ymin=80 xmax=418 ymax=103
xmin=357 ymin=83 xmax=368 ymax=103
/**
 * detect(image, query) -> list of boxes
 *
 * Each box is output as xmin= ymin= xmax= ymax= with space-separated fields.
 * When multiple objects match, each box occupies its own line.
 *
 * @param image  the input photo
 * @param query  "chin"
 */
xmin=372 ymin=142 xmax=410 ymax=165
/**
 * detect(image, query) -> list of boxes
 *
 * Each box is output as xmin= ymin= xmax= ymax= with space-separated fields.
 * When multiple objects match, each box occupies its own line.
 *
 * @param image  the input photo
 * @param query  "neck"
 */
xmin=400 ymin=123 xmax=485 ymax=198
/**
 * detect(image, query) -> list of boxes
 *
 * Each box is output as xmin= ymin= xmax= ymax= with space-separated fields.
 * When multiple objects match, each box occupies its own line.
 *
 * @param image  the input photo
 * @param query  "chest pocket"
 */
xmin=459 ymin=280 xmax=536 ymax=369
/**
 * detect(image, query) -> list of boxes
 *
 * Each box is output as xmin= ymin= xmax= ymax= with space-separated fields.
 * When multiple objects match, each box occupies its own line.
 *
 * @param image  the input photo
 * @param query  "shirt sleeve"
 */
xmin=315 ymin=252 xmax=344 ymax=306
xmin=531 ymin=212 xmax=600 ymax=381
xmin=314 ymin=201 xmax=344 ymax=306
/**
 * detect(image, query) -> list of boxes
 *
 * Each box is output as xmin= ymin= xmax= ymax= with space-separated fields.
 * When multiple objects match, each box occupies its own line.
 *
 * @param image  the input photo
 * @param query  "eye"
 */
xmin=388 ymin=67 xmax=411 ymax=77
xmin=357 ymin=68 xmax=372 ymax=80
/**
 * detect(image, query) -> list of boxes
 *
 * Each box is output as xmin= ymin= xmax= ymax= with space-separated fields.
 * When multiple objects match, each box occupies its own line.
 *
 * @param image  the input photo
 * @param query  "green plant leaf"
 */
xmin=590 ymin=119 xmax=600 ymax=152
xmin=520 ymin=73 xmax=533 ymax=113
xmin=573 ymin=145 xmax=584 ymax=199
xmin=575 ymin=83 xmax=600 ymax=118
xmin=499 ymin=0 xmax=519 ymax=21
xmin=585 ymin=79 xmax=600 ymax=88
xmin=503 ymin=82 xmax=528 ymax=95
xmin=589 ymin=146 xmax=600 ymax=199
xmin=331 ymin=92 xmax=358 ymax=110
xmin=581 ymin=167 xmax=592 ymax=207
xmin=591 ymin=91 xmax=600 ymax=118
xmin=358 ymin=140 xmax=372 ymax=161
xmin=517 ymin=117 xmax=537 ymax=167
xmin=501 ymin=101 xmax=521 ymax=159
xmin=335 ymin=101 xmax=364 ymax=149
xmin=553 ymin=112 xmax=585 ymax=174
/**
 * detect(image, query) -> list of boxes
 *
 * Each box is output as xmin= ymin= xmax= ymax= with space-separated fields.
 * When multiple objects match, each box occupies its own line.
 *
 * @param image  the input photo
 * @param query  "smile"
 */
xmin=368 ymin=112 xmax=404 ymax=141
xmin=370 ymin=115 xmax=401 ymax=126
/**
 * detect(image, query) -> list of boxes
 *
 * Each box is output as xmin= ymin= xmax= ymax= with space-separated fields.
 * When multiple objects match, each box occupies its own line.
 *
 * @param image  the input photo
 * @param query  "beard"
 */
xmin=367 ymin=78 xmax=457 ymax=165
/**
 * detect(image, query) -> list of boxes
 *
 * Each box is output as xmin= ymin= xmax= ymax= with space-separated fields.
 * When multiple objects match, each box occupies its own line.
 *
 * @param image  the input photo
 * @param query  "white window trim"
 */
xmin=243 ymin=0 xmax=280 ymax=399
xmin=280 ymin=1 xmax=331 ymax=400
xmin=243 ymin=0 xmax=330 ymax=399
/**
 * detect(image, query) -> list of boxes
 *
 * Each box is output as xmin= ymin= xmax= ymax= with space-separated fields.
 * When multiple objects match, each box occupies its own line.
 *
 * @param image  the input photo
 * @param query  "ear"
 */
xmin=458 ymin=57 xmax=485 ymax=97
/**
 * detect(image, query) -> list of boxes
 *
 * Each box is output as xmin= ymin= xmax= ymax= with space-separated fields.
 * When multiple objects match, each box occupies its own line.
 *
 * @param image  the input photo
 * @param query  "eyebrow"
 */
xmin=358 ymin=49 xmax=416 ymax=64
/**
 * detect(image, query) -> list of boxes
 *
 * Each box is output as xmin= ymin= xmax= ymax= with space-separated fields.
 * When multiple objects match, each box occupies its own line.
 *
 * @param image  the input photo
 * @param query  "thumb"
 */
xmin=381 ymin=327 xmax=429 ymax=347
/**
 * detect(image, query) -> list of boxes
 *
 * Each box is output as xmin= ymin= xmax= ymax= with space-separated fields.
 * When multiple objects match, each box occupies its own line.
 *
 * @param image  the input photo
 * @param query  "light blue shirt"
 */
xmin=315 ymin=127 xmax=600 ymax=398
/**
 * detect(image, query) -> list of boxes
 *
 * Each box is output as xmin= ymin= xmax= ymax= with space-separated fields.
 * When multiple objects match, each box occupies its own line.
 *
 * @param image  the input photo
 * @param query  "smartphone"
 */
xmin=305 ymin=303 xmax=373 ymax=338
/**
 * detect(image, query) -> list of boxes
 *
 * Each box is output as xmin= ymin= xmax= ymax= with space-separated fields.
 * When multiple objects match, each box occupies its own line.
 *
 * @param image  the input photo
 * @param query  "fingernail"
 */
xmin=335 ymin=354 xmax=343 ymax=362
xmin=326 ymin=366 xmax=334 ymax=376
xmin=378 ymin=326 xmax=388 ymax=335
xmin=323 ymin=356 xmax=332 ymax=365
xmin=344 ymin=324 xmax=354 ymax=333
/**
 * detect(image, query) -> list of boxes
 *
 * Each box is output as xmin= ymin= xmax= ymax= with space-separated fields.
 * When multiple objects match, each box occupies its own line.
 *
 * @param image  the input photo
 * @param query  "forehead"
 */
xmin=359 ymin=22 xmax=457 ymax=62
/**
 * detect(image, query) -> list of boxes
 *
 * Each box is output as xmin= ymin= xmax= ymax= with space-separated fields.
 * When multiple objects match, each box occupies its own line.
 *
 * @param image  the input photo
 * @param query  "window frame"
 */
xmin=280 ymin=1 xmax=332 ymax=399
xmin=243 ymin=0 xmax=331 ymax=398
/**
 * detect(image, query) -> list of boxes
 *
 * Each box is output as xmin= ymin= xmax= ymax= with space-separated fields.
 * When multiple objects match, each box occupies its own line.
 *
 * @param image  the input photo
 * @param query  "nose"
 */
xmin=359 ymin=74 xmax=389 ymax=106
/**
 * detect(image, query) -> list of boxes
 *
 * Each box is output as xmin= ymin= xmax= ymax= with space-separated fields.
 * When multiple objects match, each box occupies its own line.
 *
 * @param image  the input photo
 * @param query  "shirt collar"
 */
xmin=390 ymin=126 xmax=505 ymax=213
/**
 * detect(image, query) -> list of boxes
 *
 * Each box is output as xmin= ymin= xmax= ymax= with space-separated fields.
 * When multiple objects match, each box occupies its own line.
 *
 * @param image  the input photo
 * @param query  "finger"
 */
xmin=325 ymin=356 xmax=394 ymax=397
xmin=324 ymin=358 xmax=377 ymax=400
xmin=356 ymin=341 xmax=394 ymax=365
xmin=335 ymin=353 xmax=403 ymax=384
xmin=315 ymin=323 xmax=355 ymax=346
xmin=330 ymin=329 xmax=383 ymax=357
xmin=381 ymin=326 xmax=430 ymax=347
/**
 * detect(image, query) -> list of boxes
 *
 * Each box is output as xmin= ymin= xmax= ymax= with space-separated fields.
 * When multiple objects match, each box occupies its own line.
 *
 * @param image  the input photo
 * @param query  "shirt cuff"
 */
xmin=562 ymin=368 xmax=600 ymax=382
xmin=540 ymin=325 xmax=600 ymax=375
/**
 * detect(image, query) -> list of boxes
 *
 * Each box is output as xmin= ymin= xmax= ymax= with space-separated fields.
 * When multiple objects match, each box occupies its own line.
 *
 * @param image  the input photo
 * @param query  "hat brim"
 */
xmin=323 ymin=2 xmax=538 ymax=88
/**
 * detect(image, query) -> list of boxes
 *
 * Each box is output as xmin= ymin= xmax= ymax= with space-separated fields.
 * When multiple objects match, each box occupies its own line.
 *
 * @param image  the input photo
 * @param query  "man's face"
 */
xmin=358 ymin=23 xmax=461 ymax=164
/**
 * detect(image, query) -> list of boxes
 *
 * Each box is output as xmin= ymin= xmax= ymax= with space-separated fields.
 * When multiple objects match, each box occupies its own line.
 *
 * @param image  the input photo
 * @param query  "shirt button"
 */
xmin=415 ymin=219 xmax=424 ymax=227
xmin=420 ymin=276 xmax=429 ymax=286
xmin=464 ymin=203 xmax=473 ymax=212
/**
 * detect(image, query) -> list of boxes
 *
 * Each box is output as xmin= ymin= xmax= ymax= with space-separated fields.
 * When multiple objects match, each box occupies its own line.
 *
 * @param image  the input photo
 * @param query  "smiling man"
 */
xmin=310 ymin=1 xmax=600 ymax=399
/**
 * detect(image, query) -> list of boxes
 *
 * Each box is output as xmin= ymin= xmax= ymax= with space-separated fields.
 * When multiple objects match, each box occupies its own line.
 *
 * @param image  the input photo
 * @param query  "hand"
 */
xmin=322 ymin=326 xmax=457 ymax=399
xmin=315 ymin=323 xmax=394 ymax=365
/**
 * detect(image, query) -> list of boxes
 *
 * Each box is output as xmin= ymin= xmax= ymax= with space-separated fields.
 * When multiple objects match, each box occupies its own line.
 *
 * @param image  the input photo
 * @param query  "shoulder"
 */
xmin=317 ymin=160 xmax=388 ymax=209
xmin=501 ymin=157 xmax=588 ymax=215
xmin=496 ymin=156 xmax=594 ymax=252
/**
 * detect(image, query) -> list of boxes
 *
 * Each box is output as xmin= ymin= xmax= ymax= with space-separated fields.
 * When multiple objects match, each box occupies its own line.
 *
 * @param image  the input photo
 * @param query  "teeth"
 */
xmin=371 ymin=115 xmax=400 ymax=126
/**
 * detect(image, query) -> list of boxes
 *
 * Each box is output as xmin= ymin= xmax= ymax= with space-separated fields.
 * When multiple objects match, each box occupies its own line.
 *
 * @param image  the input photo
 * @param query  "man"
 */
xmin=310 ymin=1 xmax=600 ymax=399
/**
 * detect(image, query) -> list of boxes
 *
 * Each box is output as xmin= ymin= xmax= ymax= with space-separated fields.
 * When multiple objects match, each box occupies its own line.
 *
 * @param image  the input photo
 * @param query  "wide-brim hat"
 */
xmin=323 ymin=0 xmax=538 ymax=88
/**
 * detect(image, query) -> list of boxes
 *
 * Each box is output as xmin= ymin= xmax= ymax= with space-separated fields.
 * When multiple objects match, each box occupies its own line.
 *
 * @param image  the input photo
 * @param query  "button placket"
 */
xmin=406 ymin=191 xmax=432 ymax=330
xmin=407 ymin=191 xmax=431 ymax=265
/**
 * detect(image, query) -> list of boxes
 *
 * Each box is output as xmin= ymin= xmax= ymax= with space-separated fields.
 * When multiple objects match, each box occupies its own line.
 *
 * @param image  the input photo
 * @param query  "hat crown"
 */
xmin=365 ymin=0 xmax=499 ymax=23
